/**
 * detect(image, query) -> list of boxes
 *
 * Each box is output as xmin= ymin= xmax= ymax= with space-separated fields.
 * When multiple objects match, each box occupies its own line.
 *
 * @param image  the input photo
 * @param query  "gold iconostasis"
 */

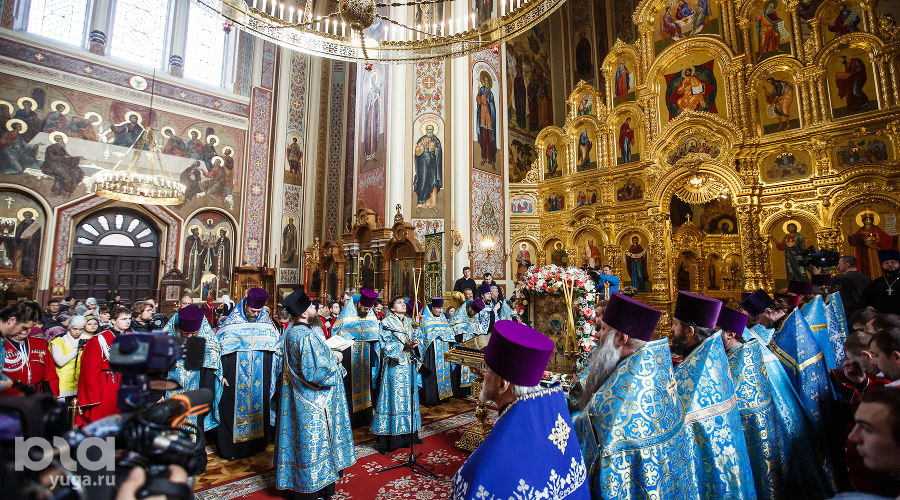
xmin=509 ymin=0 xmax=900 ymax=318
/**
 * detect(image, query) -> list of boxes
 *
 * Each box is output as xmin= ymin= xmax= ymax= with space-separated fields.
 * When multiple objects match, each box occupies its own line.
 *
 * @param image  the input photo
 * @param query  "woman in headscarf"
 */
xmin=219 ymin=294 xmax=235 ymax=318
xmin=84 ymin=315 xmax=101 ymax=336
xmin=50 ymin=315 xmax=88 ymax=402
xmin=44 ymin=312 xmax=71 ymax=342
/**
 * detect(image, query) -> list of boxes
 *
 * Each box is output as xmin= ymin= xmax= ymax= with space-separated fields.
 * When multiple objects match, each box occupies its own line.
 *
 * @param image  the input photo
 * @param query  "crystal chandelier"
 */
xmin=91 ymin=74 xmax=186 ymax=205
xmin=191 ymin=0 xmax=566 ymax=63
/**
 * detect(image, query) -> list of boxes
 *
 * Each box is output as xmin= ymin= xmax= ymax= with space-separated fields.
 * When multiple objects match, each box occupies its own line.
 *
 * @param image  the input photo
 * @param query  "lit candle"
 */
xmin=279 ymin=2 xmax=284 ymax=19
xmin=471 ymin=13 xmax=476 ymax=29
xmin=253 ymin=0 xmax=258 ymax=9
xmin=261 ymin=0 xmax=267 ymax=12
xmin=342 ymin=21 xmax=346 ymax=37
xmin=288 ymin=5 xmax=294 ymax=23
xmin=271 ymin=1 xmax=277 ymax=16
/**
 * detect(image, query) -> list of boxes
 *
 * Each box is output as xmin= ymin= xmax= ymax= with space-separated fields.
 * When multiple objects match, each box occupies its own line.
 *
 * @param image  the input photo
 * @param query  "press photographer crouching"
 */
xmin=0 ymin=302 xmax=211 ymax=500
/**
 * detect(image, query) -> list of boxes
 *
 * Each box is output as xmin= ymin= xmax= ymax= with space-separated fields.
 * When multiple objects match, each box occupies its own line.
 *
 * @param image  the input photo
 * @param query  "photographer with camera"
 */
xmin=49 ymin=315 xmax=89 ymax=403
xmin=76 ymin=306 xmax=132 ymax=425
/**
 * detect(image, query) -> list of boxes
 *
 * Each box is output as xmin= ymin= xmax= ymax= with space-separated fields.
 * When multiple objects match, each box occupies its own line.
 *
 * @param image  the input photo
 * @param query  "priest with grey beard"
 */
xmin=571 ymin=293 xmax=694 ymax=498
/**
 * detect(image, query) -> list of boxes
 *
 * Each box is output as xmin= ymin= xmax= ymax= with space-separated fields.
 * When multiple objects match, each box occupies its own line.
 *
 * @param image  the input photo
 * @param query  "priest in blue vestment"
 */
xmin=718 ymin=306 xmax=781 ymax=500
xmin=215 ymin=287 xmax=280 ymax=460
xmin=572 ymin=293 xmax=694 ymax=498
xmin=162 ymin=305 xmax=219 ymax=474
xmin=452 ymin=320 xmax=589 ymax=499
xmin=372 ymin=296 xmax=422 ymax=453
xmin=275 ymin=288 xmax=355 ymax=500
xmin=671 ymin=291 xmax=756 ymax=499
xmin=740 ymin=290 xmax=836 ymax=498
xmin=476 ymin=284 xmax=498 ymax=332
xmin=418 ymin=297 xmax=455 ymax=406
xmin=448 ymin=298 xmax=487 ymax=397
xmin=825 ymin=291 xmax=849 ymax=364
xmin=331 ymin=289 xmax=380 ymax=427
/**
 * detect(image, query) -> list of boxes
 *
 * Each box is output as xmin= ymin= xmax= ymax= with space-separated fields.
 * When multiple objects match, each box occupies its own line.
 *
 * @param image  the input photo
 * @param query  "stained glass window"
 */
xmin=184 ymin=1 xmax=227 ymax=86
xmin=109 ymin=0 xmax=170 ymax=69
xmin=26 ymin=0 xmax=88 ymax=47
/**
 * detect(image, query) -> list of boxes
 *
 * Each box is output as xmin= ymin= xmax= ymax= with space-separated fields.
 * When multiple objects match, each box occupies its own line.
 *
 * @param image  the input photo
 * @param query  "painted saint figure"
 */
xmin=835 ymin=55 xmax=869 ymax=114
xmin=764 ymin=77 xmax=794 ymax=131
xmin=545 ymin=142 xmax=559 ymax=177
xmin=625 ymin=235 xmax=648 ymax=292
xmin=619 ymin=117 xmax=635 ymax=163
xmin=827 ymin=4 xmax=861 ymax=37
xmin=286 ymin=137 xmax=302 ymax=174
xmin=0 ymin=121 xmax=41 ymax=175
xmin=577 ymin=131 xmax=593 ymax=169
xmin=756 ymin=2 xmax=784 ymax=54
xmin=110 ymin=114 xmax=143 ymax=147
xmin=668 ymin=67 xmax=715 ymax=115
xmin=281 ymin=217 xmax=298 ymax=265
xmin=41 ymin=134 xmax=84 ymax=197
xmin=363 ymin=73 xmax=382 ymax=161
xmin=575 ymin=35 xmax=593 ymax=81
xmin=615 ymin=62 xmax=632 ymax=97
xmin=475 ymin=71 xmax=497 ymax=166
xmin=162 ymin=128 xmax=188 ymax=157
xmin=661 ymin=5 xmax=684 ymax=40
xmin=848 ymin=210 xmax=899 ymax=280
xmin=772 ymin=222 xmax=809 ymax=282
xmin=413 ymin=124 xmax=443 ymax=209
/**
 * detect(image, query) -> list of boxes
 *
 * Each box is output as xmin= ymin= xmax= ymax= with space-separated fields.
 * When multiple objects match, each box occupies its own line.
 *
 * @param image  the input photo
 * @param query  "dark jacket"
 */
xmin=453 ymin=277 xmax=477 ymax=294
xmin=833 ymin=270 xmax=872 ymax=315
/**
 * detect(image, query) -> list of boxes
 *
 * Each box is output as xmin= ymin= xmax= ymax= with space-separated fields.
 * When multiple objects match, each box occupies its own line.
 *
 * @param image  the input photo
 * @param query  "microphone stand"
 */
xmin=376 ymin=319 xmax=437 ymax=478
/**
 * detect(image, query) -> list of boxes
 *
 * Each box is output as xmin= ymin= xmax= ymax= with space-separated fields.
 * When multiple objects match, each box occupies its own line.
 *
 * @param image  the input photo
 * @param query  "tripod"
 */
xmin=376 ymin=325 xmax=437 ymax=478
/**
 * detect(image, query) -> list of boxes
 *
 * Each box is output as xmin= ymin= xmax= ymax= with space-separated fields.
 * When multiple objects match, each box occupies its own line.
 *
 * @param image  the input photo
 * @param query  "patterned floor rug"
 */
xmin=195 ymin=410 xmax=485 ymax=499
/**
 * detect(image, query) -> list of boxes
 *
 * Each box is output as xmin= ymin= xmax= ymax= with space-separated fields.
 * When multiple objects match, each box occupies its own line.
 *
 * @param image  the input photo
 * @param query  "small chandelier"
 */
xmin=91 ymin=73 xmax=186 ymax=205
xmin=191 ymin=0 xmax=566 ymax=63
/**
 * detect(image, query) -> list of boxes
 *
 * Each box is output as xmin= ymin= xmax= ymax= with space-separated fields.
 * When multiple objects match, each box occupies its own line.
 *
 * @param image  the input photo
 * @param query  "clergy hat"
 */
xmin=283 ymin=288 xmax=312 ymax=317
xmin=740 ymin=292 xmax=752 ymax=302
xmin=740 ymin=290 xmax=774 ymax=317
xmin=716 ymin=307 xmax=749 ymax=335
xmin=776 ymin=293 xmax=802 ymax=309
xmin=178 ymin=305 xmax=204 ymax=332
xmin=407 ymin=299 xmax=423 ymax=314
xmin=470 ymin=298 xmax=486 ymax=313
xmin=787 ymin=280 xmax=815 ymax=296
xmin=673 ymin=291 xmax=722 ymax=329
xmin=811 ymin=274 xmax=832 ymax=286
xmin=430 ymin=297 xmax=445 ymax=309
xmin=359 ymin=289 xmax=378 ymax=308
xmin=478 ymin=283 xmax=493 ymax=296
xmin=484 ymin=320 xmax=554 ymax=386
xmin=601 ymin=293 xmax=662 ymax=341
xmin=246 ymin=287 xmax=269 ymax=308
xmin=879 ymin=249 xmax=900 ymax=263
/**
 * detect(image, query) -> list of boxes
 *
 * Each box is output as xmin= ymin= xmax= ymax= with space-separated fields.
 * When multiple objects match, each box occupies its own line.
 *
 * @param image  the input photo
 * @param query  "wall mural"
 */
xmin=621 ymin=232 xmax=649 ymax=291
xmin=819 ymin=2 xmax=865 ymax=43
xmin=509 ymin=130 xmax=536 ymax=183
xmin=0 ymin=76 xmax=245 ymax=219
xmin=511 ymin=194 xmax=535 ymax=214
xmin=411 ymin=115 xmax=444 ymax=216
xmin=182 ymin=211 xmax=234 ymax=300
xmin=575 ymin=125 xmax=597 ymax=171
xmin=616 ymin=177 xmax=644 ymax=202
xmin=757 ymin=71 xmax=800 ymax=133
xmin=616 ymin=114 xmax=640 ymax=164
xmin=840 ymin=204 xmax=899 ymax=280
xmin=752 ymin=0 xmax=792 ymax=62
xmin=357 ymin=63 xmax=389 ymax=221
xmin=0 ymin=190 xmax=43 ymax=279
xmin=506 ymin=21 xmax=553 ymax=135
xmin=613 ymin=56 xmax=637 ymax=105
xmin=472 ymin=64 xmax=501 ymax=175
xmin=576 ymin=189 xmax=599 ymax=207
xmin=763 ymin=150 xmax=811 ymax=182
xmin=663 ymin=59 xmax=721 ymax=120
xmin=827 ymin=49 xmax=878 ymax=118
xmin=655 ymin=0 xmax=722 ymax=54
xmin=470 ymin=169 xmax=505 ymax=278
xmin=833 ymin=135 xmax=891 ymax=168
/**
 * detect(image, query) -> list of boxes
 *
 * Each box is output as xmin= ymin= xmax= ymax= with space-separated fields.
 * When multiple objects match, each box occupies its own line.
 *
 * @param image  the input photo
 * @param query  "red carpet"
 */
xmin=196 ymin=411 xmax=480 ymax=499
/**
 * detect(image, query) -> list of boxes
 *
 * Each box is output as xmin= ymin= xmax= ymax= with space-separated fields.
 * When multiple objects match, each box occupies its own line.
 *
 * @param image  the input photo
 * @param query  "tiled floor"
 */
xmin=195 ymin=398 xmax=477 ymax=490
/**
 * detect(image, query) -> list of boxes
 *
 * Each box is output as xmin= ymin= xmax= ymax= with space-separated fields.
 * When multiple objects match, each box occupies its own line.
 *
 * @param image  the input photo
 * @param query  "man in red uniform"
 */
xmin=0 ymin=301 xmax=44 ymax=393
xmin=76 ymin=305 xmax=132 ymax=425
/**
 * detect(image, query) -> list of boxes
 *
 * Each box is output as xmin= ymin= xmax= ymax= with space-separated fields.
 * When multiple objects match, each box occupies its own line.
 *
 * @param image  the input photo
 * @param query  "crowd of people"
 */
xmin=0 ymin=248 xmax=898 ymax=499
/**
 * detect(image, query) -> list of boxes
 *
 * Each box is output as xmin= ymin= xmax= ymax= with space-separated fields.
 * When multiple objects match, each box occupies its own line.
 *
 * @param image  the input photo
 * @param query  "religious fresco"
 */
xmin=285 ymin=132 xmax=304 ymax=186
xmin=751 ymin=0 xmax=792 ymax=61
xmin=707 ymin=253 xmax=743 ymax=290
xmin=620 ymin=232 xmax=649 ymax=291
xmin=472 ymin=64 xmax=501 ymax=175
xmin=512 ymin=240 xmax=536 ymax=279
xmin=546 ymin=192 xmax=565 ymax=212
xmin=182 ymin=211 xmax=234 ymax=300
xmin=670 ymin=195 xmax=737 ymax=232
xmin=544 ymin=138 xmax=563 ymax=179
xmin=511 ymin=194 xmax=535 ymax=215
xmin=545 ymin=239 xmax=568 ymax=266
xmin=613 ymin=56 xmax=637 ymax=105
xmin=615 ymin=114 xmax=641 ymax=164
xmin=506 ymin=21 xmax=553 ymax=135
xmin=0 ymin=190 xmax=44 ymax=279
xmin=280 ymin=214 xmax=299 ymax=268
xmin=819 ymin=2 xmax=865 ymax=43
xmin=665 ymin=136 xmax=722 ymax=165
xmin=423 ymin=232 xmax=444 ymax=299
xmin=471 ymin=169 xmax=505 ymax=278
xmin=827 ymin=49 xmax=878 ymax=118
xmin=573 ymin=27 xmax=597 ymax=86
xmin=509 ymin=131 xmax=536 ymax=183
xmin=662 ymin=59 xmax=721 ymax=120
xmin=0 ymin=77 xmax=245 ymax=219
xmin=763 ymin=150 xmax=811 ymax=182
xmin=575 ymin=125 xmax=597 ymax=171
xmin=576 ymin=189 xmax=599 ymax=207
xmin=757 ymin=71 xmax=801 ymax=133
xmin=840 ymin=204 xmax=899 ymax=280
xmin=833 ymin=135 xmax=891 ymax=168
xmin=411 ymin=116 xmax=444 ymax=217
xmin=654 ymin=0 xmax=722 ymax=54
xmin=613 ymin=0 xmax=639 ymax=44
xmin=768 ymin=218 xmax=817 ymax=287
xmin=616 ymin=177 xmax=645 ymax=202
xmin=360 ymin=65 xmax=387 ymax=171
xmin=575 ymin=230 xmax=603 ymax=268
xmin=576 ymin=92 xmax=594 ymax=117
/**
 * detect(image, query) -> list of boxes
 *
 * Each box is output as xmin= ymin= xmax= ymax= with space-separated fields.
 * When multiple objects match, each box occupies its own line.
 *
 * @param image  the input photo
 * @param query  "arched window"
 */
xmin=26 ymin=0 xmax=89 ymax=47
xmin=74 ymin=212 xmax=159 ymax=249
xmin=184 ymin=1 xmax=227 ymax=86
xmin=109 ymin=0 xmax=171 ymax=69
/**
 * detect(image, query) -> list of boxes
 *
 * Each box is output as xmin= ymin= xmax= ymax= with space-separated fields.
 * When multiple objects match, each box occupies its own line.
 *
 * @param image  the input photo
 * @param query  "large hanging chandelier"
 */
xmin=192 ymin=0 xmax=566 ymax=63
xmin=91 ymin=74 xmax=186 ymax=205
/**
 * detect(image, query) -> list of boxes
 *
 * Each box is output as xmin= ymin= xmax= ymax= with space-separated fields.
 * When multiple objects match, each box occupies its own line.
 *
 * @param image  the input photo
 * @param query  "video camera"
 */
xmin=797 ymin=246 xmax=841 ymax=270
xmin=0 ymin=331 xmax=209 ymax=500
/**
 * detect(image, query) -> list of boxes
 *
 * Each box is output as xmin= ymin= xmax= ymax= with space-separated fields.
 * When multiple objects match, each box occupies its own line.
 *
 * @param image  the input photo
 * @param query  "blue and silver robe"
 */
xmin=802 ymin=296 xmax=838 ymax=369
xmin=275 ymin=323 xmax=356 ymax=494
xmin=217 ymin=298 xmax=280 ymax=443
xmin=331 ymin=298 xmax=380 ymax=413
xmin=452 ymin=384 xmax=589 ymax=500
xmin=163 ymin=314 xmax=222 ymax=432
xmin=573 ymin=339 xmax=694 ymax=499
xmin=726 ymin=339 xmax=781 ymax=500
xmin=372 ymin=313 xmax=421 ymax=437
xmin=744 ymin=326 xmax=835 ymax=498
xmin=675 ymin=333 xmax=757 ymax=500
xmin=825 ymin=292 xmax=849 ymax=365
xmin=771 ymin=309 xmax=831 ymax=432
xmin=418 ymin=307 xmax=455 ymax=401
